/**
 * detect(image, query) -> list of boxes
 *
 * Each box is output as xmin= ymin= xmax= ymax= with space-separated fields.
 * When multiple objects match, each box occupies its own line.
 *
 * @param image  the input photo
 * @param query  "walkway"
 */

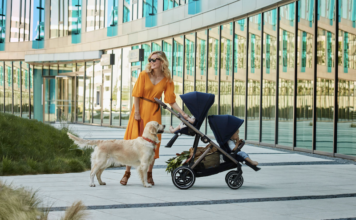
xmin=2 ymin=124 xmax=356 ymax=220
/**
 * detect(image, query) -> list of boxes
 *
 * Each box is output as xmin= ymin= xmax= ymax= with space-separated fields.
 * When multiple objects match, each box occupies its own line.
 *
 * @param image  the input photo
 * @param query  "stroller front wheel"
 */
xmin=172 ymin=166 xmax=196 ymax=190
xmin=225 ymin=171 xmax=244 ymax=190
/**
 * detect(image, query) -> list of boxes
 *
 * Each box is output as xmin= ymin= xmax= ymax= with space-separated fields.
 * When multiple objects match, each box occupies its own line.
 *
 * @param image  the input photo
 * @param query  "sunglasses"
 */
xmin=148 ymin=58 xmax=161 ymax=63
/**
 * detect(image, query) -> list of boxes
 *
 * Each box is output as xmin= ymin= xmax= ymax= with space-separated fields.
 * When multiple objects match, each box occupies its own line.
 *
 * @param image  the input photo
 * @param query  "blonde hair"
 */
xmin=145 ymin=51 xmax=172 ymax=82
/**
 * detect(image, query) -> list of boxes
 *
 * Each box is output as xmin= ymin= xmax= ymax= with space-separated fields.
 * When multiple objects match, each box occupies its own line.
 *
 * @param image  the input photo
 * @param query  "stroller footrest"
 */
xmin=165 ymin=133 xmax=180 ymax=148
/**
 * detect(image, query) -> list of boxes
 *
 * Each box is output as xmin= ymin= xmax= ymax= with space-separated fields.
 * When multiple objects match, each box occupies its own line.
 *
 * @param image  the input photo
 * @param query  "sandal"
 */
xmin=147 ymin=172 xmax=154 ymax=186
xmin=120 ymin=171 xmax=131 ymax=185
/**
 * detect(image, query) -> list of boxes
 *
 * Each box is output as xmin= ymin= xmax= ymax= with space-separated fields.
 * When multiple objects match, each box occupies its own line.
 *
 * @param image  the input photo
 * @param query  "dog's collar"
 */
xmin=142 ymin=136 xmax=158 ymax=145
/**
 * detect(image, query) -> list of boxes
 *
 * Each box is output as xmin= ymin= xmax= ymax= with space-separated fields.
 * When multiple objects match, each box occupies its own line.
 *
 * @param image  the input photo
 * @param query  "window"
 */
xmin=10 ymin=0 xmax=31 ymax=42
xmin=50 ymin=0 xmax=69 ymax=38
xmin=87 ymin=0 xmax=105 ymax=31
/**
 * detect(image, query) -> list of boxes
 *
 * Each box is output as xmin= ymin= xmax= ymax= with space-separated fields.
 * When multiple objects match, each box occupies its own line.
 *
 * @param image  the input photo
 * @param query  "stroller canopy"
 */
xmin=177 ymin=92 xmax=215 ymax=134
xmin=208 ymin=115 xmax=244 ymax=146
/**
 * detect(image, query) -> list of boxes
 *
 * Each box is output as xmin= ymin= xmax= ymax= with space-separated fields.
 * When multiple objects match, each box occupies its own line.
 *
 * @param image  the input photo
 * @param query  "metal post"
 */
xmin=259 ymin=13 xmax=264 ymax=143
xmin=20 ymin=61 xmax=22 ymax=118
xmin=333 ymin=0 xmax=339 ymax=155
xmin=312 ymin=0 xmax=318 ymax=152
xmin=231 ymin=21 xmax=236 ymax=116
xmin=275 ymin=7 xmax=280 ymax=146
xmin=194 ymin=32 xmax=197 ymax=92
xmin=205 ymin=29 xmax=209 ymax=135
xmin=245 ymin=18 xmax=249 ymax=140
xmin=218 ymin=25 xmax=221 ymax=115
xmin=293 ymin=1 xmax=299 ymax=149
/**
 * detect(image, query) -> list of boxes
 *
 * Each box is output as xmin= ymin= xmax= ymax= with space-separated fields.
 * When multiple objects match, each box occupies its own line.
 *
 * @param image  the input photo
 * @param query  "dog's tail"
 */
xmin=67 ymin=132 xmax=101 ymax=148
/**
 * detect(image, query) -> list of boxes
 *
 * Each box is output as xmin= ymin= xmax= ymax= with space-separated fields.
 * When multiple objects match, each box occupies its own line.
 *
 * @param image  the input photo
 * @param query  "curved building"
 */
xmin=0 ymin=0 xmax=355 ymax=159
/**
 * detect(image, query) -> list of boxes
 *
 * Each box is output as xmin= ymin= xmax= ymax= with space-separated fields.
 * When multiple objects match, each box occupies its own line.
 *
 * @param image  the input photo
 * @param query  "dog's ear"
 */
xmin=149 ymin=125 xmax=157 ymax=134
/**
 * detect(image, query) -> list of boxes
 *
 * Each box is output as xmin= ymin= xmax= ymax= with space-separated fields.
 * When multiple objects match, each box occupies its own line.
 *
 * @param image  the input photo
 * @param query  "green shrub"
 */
xmin=0 ymin=113 xmax=94 ymax=175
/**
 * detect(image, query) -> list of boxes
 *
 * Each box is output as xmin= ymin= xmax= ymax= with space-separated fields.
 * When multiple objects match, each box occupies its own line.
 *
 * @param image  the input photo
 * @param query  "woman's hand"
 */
xmin=134 ymin=112 xmax=141 ymax=121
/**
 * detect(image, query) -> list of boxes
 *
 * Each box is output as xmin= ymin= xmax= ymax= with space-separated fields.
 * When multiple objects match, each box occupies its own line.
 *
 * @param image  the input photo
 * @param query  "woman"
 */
xmin=120 ymin=51 xmax=190 ymax=186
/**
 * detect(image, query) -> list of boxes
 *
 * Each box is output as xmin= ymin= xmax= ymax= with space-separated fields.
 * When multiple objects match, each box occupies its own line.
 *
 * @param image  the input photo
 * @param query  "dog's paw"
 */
xmin=99 ymin=182 xmax=106 ymax=185
xmin=144 ymin=183 xmax=152 ymax=188
xmin=90 ymin=184 xmax=96 ymax=187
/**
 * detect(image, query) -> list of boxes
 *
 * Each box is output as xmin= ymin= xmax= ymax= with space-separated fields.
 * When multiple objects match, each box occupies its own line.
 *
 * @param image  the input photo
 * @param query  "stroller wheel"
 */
xmin=225 ymin=171 xmax=244 ymax=190
xmin=172 ymin=166 xmax=196 ymax=190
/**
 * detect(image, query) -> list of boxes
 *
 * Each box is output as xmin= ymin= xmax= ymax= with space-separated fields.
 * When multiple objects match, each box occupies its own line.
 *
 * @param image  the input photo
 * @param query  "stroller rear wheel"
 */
xmin=172 ymin=166 xmax=196 ymax=190
xmin=225 ymin=171 xmax=244 ymax=190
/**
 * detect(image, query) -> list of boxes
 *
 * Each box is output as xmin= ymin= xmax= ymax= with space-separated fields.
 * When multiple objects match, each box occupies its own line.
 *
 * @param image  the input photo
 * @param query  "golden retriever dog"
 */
xmin=67 ymin=121 xmax=165 ymax=188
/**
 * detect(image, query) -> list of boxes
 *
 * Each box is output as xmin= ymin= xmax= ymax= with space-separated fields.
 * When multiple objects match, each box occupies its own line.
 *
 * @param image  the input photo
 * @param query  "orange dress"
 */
xmin=124 ymin=71 xmax=176 ymax=159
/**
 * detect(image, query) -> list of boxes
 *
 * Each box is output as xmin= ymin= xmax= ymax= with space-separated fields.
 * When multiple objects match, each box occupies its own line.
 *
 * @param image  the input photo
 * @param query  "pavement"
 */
xmin=2 ymin=124 xmax=356 ymax=220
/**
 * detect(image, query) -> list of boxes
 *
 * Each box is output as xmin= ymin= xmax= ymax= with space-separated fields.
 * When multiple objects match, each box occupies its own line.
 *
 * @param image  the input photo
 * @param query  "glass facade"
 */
xmin=262 ymin=9 xmax=277 ymax=144
xmin=247 ymin=14 xmax=261 ymax=141
xmin=234 ymin=19 xmax=247 ymax=139
xmin=338 ymin=0 xmax=356 ymax=156
xmin=316 ymin=0 xmax=335 ymax=153
xmin=297 ymin=0 xmax=314 ymax=149
xmin=207 ymin=26 xmax=219 ymax=135
xmin=0 ymin=0 xmax=355 ymax=159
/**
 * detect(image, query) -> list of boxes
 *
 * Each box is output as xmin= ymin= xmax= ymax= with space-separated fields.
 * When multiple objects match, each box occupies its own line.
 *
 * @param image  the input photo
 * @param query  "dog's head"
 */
xmin=143 ymin=121 xmax=165 ymax=144
xmin=145 ymin=121 xmax=165 ymax=135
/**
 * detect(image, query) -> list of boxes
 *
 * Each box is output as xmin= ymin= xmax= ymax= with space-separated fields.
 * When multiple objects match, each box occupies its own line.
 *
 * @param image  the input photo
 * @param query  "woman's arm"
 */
xmin=134 ymin=97 xmax=141 ymax=120
xmin=169 ymin=102 xmax=189 ymax=119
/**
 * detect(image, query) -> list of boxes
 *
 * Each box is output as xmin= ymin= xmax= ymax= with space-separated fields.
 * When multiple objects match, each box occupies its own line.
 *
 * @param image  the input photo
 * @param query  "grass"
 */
xmin=351 ymin=123 xmax=356 ymax=128
xmin=0 ymin=181 xmax=87 ymax=220
xmin=0 ymin=113 xmax=93 ymax=176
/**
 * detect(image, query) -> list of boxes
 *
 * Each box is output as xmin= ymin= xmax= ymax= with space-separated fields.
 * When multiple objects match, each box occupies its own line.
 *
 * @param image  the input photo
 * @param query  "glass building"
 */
xmin=0 ymin=0 xmax=355 ymax=160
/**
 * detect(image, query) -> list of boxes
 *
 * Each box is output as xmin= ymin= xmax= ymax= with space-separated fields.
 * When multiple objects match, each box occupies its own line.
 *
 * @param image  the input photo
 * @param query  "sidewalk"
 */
xmin=2 ymin=124 xmax=356 ymax=220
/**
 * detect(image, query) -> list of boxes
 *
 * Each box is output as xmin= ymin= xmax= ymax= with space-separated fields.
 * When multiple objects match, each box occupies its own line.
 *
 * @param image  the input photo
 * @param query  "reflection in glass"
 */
xmin=121 ymin=47 xmax=131 ymax=126
xmin=184 ymin=33 xmax=195 ymax=117
xmin=337 ymin=0 xmax=356 ymax=156
xmin=76 ymin=63 xmax=84 ymax=122
xmin=234 ymin=19 xmax=247 ymax=138
xmin=87 ymin=0 xmax=105 ymax=31
xmin=142 ymin=43 xmax=151 ymax=71
xmin=93 ymin=61 xmax=103 ymax=124
xmin=21 ymin=62 xmax=30 ymax=118
xmin=296 ymin=0 xmax=314 ymax=149
xmin=162 ymin=39 xmax=172 ymax=127
xmin=278 ymin=3 xmax=295 ymax=147
xmin=112 ymin=49 xmax=122 ymax=126
xmin=262 ymin=9 xmax=277 ymax=144
xmin=247 ymin=14 xmax=261 ymax=141
xmin=102 ymin=57 xmax=111 ymax=125
xmin=172 ymin=37 xmax=184 ymax=127
xmin=220 ymin=23 xmax=233 ymax=115
xmin=196 ymin=30 xmax=207 ymax=132
xmin=50 ymin=0 xmax=69 ymax=38
xmin=315 ymin=0 xmax=335 ymax=153
xmin=207 ymin=26 xmax=219 ymax=135
xmin=85 ymin=61 xmax=93 ymax=123
xmin=13 ymin=62 xmax=21 ymax=116
xmin=44 ymin=78 xmax=56 ymax=123
xmin=5 ymin=61 xmax=12 ymax=114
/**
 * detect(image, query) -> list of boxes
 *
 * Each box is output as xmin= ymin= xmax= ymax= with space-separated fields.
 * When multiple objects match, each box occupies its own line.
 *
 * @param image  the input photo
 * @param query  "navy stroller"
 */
xmin=155 ymin=92 xmax=260 ymax=190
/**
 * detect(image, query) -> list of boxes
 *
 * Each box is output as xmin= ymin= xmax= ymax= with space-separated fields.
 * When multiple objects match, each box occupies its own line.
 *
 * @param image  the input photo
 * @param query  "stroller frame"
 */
xmin=155 ymin=98 xmax=239 ymax=167
xmin=155 ymin=98 xmax=245 ymax=190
